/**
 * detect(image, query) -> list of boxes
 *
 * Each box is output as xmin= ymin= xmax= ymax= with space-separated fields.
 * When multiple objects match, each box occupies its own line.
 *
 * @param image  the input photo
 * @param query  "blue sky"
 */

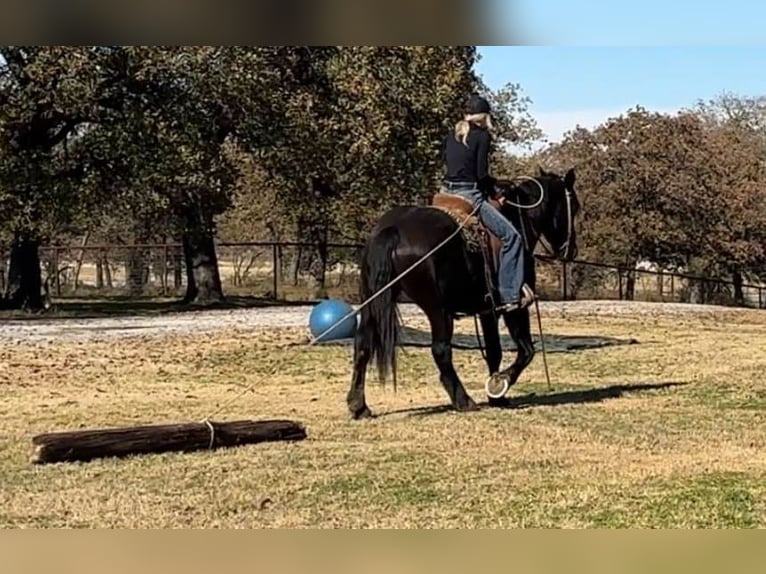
xmin=476 ymin=46 xmax=766 ymax=147
xmin=477 ymin=0 xmax=766 ymax=147
xmin=487 ymin=0 xmax=766 ymax=45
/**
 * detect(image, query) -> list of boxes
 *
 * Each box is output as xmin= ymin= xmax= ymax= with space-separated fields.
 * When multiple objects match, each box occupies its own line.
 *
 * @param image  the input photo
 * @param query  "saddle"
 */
xmin=430 ymin=192 xmax=503 ymax=306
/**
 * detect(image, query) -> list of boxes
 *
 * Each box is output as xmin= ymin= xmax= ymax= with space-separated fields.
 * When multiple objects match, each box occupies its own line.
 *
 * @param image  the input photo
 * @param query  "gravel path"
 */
xmin=0 ymin=300 xmax=756 ymax=346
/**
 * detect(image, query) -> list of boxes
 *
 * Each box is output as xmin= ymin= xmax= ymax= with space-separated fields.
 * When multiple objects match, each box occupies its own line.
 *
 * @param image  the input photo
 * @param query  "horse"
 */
xmin=346 ymin=167 xmax=581 ymax=419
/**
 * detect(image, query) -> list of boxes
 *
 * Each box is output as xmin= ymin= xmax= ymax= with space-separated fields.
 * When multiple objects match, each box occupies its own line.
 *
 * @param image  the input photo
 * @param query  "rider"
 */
xmin=442 ymin=93 xmax=535 ymax=313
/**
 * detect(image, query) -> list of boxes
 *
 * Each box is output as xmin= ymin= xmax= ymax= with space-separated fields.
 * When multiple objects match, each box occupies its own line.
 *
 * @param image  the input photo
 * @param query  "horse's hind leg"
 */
xmin=427 ymin=308 xmax=478 ymax=412
xmin=347 ymin=320 xmax=373 ymax=420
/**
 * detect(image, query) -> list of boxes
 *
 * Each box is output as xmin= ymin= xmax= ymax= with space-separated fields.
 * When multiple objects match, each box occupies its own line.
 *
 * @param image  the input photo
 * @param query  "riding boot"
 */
xmin=494 ymin=283 xmax=537 ymax=314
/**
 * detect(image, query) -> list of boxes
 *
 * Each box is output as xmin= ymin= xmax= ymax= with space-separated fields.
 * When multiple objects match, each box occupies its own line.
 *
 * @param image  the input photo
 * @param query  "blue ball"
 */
xmin=309 ymin=299 xmax=358 ymax=342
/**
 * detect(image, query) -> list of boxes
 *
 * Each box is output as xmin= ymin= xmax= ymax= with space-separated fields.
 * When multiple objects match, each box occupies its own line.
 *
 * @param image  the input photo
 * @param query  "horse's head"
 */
xmin=496 ymin=167 xmax=581 ymax=261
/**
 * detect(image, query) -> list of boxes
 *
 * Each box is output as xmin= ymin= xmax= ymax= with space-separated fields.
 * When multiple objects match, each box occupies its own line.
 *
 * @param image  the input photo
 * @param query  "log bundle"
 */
xmin=31 ymin=419 xmax=307 ymax=464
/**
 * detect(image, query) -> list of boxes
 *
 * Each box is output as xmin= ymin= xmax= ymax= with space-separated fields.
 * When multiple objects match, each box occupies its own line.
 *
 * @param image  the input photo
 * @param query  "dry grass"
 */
xmin=2 ymin=303 xmax=766 ymax=528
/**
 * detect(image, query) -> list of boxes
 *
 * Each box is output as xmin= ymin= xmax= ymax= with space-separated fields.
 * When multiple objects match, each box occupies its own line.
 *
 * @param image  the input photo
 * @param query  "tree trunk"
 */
xmin=689 ymin=279 xmax=706 ymax=304
xmin=102 ymin=252 xmax=113 ymax=289
xmin=96 ymin=257 xmax=104 ymax=289
xmin=732 ymin=270 xmax=744 ymax=306
xmin=172 ymin=243 xmax=183 ymax=290
xmin=290 ymin=219 xmax=305 ymax=287
xmin=72 ymin=231 xmax=90 ymax=291
xmin=182 ymin=220 xmax=224 ymax=305
xmin=32 ymin=419 xmax=307 ymax=465
xmin=3 ymin=231 xmax=44 ymax=311
xmin=306 ymin=220 xmax=329 ymax=298
xmin=278 ymin=244 xmax=285 ymax=281
xmin=290 ymin=247 xmax=302 ymax=286
xmin=618 ymin=271 xmax=624 ymax=300
xmin=182 ymin=234 xmax=198 ymax=302
xmin=126 ymin=246 xmax=148 ymax=296
xmin=625 ymin=269 xmax=636 ymax=301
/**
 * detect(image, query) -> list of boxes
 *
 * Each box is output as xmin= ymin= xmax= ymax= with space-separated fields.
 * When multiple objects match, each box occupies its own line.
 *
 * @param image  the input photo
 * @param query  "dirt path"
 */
xmin=0 ymin=300 xmax=756 ymax=346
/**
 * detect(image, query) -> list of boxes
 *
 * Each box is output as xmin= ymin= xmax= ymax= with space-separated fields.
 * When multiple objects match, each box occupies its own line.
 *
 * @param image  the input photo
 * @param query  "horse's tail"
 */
xmin=359 ymin=225 xmax=401 ymax=387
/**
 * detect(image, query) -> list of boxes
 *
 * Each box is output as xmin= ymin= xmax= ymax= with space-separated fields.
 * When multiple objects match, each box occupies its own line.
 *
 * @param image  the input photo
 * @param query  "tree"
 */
xmin=548 ymin=109 xmax=711 ymax=263
xmin=1 ymin=46 xmax=545 ymax=307
xmin=483 ymin=81 xmax=545 ymax=155
xmin=692 ymin=92 xmax=766 ymax=299
xmin=145 ymin=46 xmax=300 ymax=303
xmin=0 ymin=46 xmax=119 ymax=310
xmin=221 ymin=47 xmax=474 ymax=293
xmin=539 ymin=103 xmax=766 ymax=304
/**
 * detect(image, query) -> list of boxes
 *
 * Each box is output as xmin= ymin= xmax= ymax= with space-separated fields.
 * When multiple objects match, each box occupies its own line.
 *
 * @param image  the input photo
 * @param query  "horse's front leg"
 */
xmin=485 ymin=307 xmax=535 ymax=401
xmin=478 ymin=312 xmax=510 ymax=404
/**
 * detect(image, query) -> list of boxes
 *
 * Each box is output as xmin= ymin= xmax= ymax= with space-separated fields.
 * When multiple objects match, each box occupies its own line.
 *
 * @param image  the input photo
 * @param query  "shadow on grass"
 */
xmin=0 ymin=295 xmax=316 ymax=321
xmin=379 ymin=381 xmax=689 ymax=419
xmin=315 ymin=325 xmax=638 ymax=354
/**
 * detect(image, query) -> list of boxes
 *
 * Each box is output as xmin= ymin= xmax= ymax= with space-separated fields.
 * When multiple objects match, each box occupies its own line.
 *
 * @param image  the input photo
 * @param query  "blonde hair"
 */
xmin=454 ymin=112 xmax=493 ymax=145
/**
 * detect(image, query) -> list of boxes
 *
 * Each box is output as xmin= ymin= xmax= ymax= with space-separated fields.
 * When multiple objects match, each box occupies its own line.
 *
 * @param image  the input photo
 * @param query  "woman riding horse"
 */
xmin=441 ymin=93 xmax=536 ymax=313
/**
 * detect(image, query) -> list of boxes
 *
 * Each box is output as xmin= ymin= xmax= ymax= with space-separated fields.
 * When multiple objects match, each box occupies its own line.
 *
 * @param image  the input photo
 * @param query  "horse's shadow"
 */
xmin=320 ymin=326 xmax=639 ymax=354
xmin=378 ymin=381 xmax=688 ymax=419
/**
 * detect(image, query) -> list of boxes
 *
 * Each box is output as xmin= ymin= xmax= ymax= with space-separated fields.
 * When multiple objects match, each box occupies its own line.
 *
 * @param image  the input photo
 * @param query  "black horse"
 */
xmin=347 ymin=167 xmax=580 ymax=419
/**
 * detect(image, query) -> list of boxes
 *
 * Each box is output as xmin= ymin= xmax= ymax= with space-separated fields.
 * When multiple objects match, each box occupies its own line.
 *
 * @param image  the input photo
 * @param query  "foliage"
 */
xmin=538 ymin=101 xmax=766 ymax=286
xmin=4 ymin=46 xmax=763 ymax=305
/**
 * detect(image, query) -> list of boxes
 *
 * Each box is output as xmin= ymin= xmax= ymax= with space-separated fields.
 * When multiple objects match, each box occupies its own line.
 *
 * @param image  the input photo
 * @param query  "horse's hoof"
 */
xmin=485 ymin=372 xmax=510 ymax=399
xmin=350 ymin=405 xmax=373 ymax=420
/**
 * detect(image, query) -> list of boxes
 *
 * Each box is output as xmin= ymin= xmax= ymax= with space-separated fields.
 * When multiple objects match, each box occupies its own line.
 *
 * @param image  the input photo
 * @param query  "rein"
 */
xmin=512 ymin=177 xmax=575 ymax=260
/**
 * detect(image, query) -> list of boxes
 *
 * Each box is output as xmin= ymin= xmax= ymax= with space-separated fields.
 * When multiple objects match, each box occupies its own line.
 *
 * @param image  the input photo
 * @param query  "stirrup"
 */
xmin=494 ymin=301 xmax=522 ymax=314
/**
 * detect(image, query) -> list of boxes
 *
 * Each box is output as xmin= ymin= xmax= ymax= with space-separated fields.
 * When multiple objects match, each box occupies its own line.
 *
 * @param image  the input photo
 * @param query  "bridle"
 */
xmin=512 ymin=177 xmax=575 ymax=260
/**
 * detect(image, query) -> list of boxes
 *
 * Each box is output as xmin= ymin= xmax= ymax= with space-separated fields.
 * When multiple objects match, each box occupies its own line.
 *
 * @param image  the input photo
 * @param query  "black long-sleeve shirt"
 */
xmin=443 ymin=124 xmax=495 ymax=192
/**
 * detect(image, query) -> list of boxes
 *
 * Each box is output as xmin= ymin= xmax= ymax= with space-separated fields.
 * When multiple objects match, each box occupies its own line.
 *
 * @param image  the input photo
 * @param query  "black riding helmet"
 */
xmin=466 ymin=93 xmax=491 ymax=115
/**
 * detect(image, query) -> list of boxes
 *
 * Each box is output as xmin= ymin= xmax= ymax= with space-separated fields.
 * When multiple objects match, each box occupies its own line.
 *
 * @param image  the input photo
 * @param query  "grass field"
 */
xmin=1 ymin=301 xmax=766 ymax=528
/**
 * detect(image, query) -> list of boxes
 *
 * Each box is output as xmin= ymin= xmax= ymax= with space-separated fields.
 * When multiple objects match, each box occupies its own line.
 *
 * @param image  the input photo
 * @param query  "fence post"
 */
xmin=759 ymin=287 xmax=763 ymax=309
xmin=561 ymin=261 xmax=568 ymax=300
xmin=272 ymin=243 xmax=279 ymax=300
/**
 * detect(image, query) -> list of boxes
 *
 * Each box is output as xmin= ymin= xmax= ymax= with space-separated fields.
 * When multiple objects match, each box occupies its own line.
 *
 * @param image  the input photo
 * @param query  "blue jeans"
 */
xmin=441 ymin=183 xmax=525 ymax=305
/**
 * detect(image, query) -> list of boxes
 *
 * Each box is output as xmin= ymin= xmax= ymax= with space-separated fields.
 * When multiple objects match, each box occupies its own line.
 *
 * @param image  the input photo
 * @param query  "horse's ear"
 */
xmin=538 ymin=166 xmax=546 ymax=177
xmin=564 ymin=167 xmax=576 ymax=188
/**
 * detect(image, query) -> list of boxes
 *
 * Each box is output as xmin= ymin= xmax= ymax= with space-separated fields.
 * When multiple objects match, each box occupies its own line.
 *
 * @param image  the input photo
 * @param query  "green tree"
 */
xmin=0 ymin=46 xmax=290 ymax=307
xmin=541 ymin=104 xmax=766 ymax=304
xmin=227 ymin=47 xmax=477 ymax=293
xmin=241 ymin=47 xmax=545 ymax=292
xmin=692 ymin=92 xmax=766 ymax=300
xmin=0 ymin=46 xmax=119 ymax=310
